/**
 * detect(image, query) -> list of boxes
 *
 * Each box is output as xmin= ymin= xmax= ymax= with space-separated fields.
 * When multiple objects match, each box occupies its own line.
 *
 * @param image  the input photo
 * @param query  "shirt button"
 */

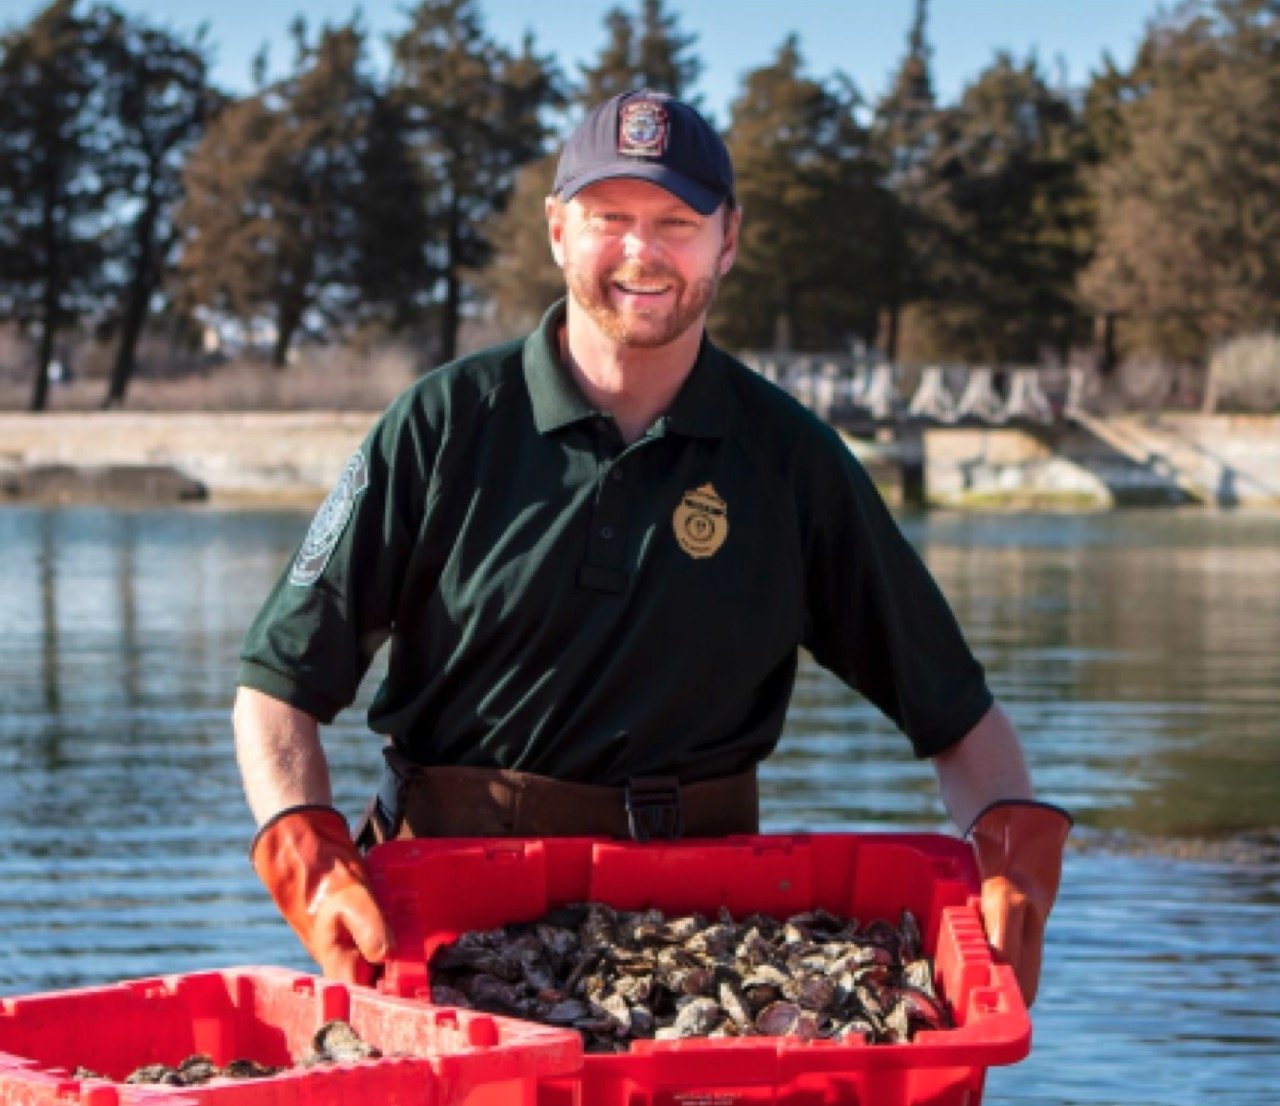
xmin=600 ymin=526 xmax=615 ymax=540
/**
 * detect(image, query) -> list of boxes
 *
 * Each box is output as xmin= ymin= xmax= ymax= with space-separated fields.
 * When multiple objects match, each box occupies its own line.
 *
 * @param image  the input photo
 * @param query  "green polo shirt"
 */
xmin=238 ymin=301 xmax=992 ymax=784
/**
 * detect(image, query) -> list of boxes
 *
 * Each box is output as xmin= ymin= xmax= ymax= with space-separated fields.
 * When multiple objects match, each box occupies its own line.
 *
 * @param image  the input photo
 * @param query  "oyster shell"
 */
xmin=429 ymin=902 xmax=952 ymax=1051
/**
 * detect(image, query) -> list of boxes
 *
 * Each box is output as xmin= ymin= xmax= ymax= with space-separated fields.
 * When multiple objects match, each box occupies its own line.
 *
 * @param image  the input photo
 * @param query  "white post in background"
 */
xmin=863 ymin=363 xmax=899 ymax=420
xmin=1004 ymin=369 xmax=1054 ymax=423
xmin=908 ymin=365 xmax=957 ymax=422
xmin=955 ymin=367 xmax=1006 ymax=423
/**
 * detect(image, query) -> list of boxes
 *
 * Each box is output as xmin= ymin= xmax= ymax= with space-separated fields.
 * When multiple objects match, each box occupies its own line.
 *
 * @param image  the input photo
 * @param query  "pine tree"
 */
xmin=874 ymin=0 xmax=936 ymax=183
xmin=713 ymin=36 xmax=893 ymax=351
xmin=96 ymin=11 xmax=217 ymax=406
xmin=578 ymin=0 xmax=702 ymax=106
xmin=474 ymin=152 xmax=562 ymax=335
xmin=177 ymin=20 xmax=427 ymax=366
xmin=579 ymin=9 xmax=635 ymax=106
xmin=352 ymin=90 xmax=434 ymax=336
xmin=870 ymin=0 xmax=937 ymax=358
xmin=1082 ymin=0 xmax=1280 ymax=363
xmin=901 ymin=53 xmax=1089 ymax=364
xmin=390 ymin=0 xmax=560 ymax=364
xmin=0 ymin=0 xmax=113 ymax=411
xmin=633 ymin=0 xmax=702 ymax=101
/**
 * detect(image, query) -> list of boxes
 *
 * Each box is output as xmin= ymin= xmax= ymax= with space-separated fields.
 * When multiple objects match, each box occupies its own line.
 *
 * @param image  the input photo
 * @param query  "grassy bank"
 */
xmin=0 ymin=346 xmax=418 ymax=415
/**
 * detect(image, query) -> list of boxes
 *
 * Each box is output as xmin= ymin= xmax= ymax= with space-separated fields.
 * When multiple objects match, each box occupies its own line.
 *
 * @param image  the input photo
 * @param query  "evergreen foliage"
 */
xmin=0 ymin=0 xmax=114 ymax=410
xmin=1082 ymin=0 xmax=1280 ymax=363
xmin=713 ymin=36 xmax=892 ymax=351
xmin=96 ymin=10 xmax=217 ymax=406
xmin=177 ymin=20 xmax=427 ymax=367
xmin=3 ymin=0 xmax=1280 ymax=407
xmin=578 ymin=0 xmax=702 ymax=107
xmin=870 ymin=0 xmax=938 ymax=358
xmin=899 ymin=53 xmax=1090 ymax=364
xmin=390 ymin=0 xmax=561 ymax=362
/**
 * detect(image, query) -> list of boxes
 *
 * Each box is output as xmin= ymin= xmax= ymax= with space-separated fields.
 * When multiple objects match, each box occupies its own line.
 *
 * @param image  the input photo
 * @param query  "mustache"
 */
xmin=607 ymin=262 xmax=683 ymax=287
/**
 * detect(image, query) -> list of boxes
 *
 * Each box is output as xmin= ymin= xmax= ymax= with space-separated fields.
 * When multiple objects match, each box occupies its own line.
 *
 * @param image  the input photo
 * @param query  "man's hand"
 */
xmin=966 ymin=799 xmax=1072 ymax=1007
xmin=251 ymin=805 xmax=393 ymax=984
xmin=234 ymin=690 xmax=389 ymax=981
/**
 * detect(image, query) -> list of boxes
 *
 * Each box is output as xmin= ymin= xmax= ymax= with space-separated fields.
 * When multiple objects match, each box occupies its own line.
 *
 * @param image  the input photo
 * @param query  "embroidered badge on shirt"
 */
xmin=673 ymin=483 xmax=729 ymax=559
xmin=618 ymin=99 xmax=668 ymax=158
xmin=289 ymin=450 xmax=370 ymax=586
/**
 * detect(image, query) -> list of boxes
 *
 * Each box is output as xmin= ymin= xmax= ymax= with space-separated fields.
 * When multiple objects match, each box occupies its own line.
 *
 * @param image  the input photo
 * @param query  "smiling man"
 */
xmin=234 ymin=89 xmax=1070 ymax=1006
xmin=547 ymin=95 xmax=741 ymax=442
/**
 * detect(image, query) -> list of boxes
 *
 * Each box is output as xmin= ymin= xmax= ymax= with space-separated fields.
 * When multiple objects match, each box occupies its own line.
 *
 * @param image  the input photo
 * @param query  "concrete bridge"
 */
xmin=740 ymin=353 xmax=1280 ymax=508
xmin=739 ymin=353 xmax=1085 ymax=431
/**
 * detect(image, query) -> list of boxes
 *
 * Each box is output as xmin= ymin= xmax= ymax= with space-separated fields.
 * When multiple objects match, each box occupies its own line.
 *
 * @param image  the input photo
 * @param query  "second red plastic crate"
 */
xmin=0 ymin=966 xmax=581 ymax=1106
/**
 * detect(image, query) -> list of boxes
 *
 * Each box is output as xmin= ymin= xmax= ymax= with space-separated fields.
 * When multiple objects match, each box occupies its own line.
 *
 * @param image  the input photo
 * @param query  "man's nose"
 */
xmin=622 ymin=223 xmax=663 ymax=261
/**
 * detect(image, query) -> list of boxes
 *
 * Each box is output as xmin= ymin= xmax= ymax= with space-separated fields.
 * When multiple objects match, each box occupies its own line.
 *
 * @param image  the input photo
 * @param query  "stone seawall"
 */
xmin=917 ymin=415 xmax=1280 ymax=508
xmin=2 ymin=410 xmax=1278 ymax=508
xmin=0 ymin=412 xmax=373 ymax=504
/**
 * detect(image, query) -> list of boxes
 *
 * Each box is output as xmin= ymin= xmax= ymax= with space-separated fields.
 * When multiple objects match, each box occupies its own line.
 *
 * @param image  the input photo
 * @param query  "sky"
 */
xmin=2 ymin=0 xmax=1163 ymax=118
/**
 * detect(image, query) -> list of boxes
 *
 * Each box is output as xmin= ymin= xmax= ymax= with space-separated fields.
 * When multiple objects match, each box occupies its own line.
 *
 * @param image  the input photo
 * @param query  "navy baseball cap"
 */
xmin=553 ymin=89 xmax=735 ymax=216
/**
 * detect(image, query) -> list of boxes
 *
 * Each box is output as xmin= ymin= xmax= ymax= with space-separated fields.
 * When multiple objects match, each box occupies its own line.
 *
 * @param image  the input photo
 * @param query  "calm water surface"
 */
xmin=1 ymin=506 xmax=1278 ymax=1106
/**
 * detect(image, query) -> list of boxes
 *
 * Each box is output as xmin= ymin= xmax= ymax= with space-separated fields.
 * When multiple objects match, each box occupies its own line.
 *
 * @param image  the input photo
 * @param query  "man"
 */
xmin=235 ymin=89 xmax=1070 ymax=1004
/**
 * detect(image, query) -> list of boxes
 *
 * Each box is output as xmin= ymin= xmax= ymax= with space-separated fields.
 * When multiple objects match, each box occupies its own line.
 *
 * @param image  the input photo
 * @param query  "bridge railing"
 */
xmin=738 ymin=352 xmax=1090 ymax=429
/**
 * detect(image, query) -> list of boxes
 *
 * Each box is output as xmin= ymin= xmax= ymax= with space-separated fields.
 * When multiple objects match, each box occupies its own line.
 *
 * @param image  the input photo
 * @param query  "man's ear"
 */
xmin=545 ymin=195 xmax=567 ymax=268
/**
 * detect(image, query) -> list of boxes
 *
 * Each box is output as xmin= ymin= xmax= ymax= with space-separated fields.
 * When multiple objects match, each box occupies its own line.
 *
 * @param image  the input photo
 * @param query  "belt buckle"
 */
xmin=624 ymin=776 xmax=684 ymax=842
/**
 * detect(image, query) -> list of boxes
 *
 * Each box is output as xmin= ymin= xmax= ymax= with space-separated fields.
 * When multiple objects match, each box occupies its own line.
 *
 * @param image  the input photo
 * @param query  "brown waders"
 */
xmin=355 ymin=745 xmax=758 ymax=849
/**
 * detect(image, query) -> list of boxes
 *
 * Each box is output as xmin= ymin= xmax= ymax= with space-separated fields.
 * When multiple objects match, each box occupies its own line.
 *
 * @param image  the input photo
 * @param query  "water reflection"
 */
xmin=37 ymin=512 xmax=57 ymax=717
xmin=905 ymin=512 xmax=1280 ymax=839
xmin=0 ymin=506 xmax=1278 ymax=1106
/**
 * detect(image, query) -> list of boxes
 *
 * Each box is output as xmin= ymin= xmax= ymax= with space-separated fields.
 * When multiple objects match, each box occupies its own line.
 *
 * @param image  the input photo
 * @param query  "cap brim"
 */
xmin=558 ymin=162 xmax=725 ymax=216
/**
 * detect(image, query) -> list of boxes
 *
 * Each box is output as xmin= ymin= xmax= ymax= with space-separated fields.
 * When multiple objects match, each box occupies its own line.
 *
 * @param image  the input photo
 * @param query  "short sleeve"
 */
xmin=798 ymin=427 xmax=992 ymax=757
xmin=237 ymin=395 xmax=434 ymax=721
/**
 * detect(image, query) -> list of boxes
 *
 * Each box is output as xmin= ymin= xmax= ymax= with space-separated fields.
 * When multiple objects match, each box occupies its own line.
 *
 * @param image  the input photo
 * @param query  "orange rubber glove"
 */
xmin=250 ymin=805 xmax=393 ymax=985
xmin=966 ymin=799 xmax=1072 ymax=1008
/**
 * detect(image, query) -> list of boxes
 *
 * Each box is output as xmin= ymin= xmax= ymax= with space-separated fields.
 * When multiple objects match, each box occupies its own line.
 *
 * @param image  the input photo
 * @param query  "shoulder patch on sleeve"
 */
xmin=289 ymin=450 xmax=370 ymax=586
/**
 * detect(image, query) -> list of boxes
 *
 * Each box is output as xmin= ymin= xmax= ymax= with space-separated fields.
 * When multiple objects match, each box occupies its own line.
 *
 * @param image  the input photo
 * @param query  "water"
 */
xmin=1 ymin=505 xmax=1278 ymax=1105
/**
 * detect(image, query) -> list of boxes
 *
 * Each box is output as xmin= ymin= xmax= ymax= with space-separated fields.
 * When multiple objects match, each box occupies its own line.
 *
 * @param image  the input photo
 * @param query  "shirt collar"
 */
xmin=524 ymin=300 xmax=595 ymax=433
xmin=523 ymin=298 xmax=730 ymax=439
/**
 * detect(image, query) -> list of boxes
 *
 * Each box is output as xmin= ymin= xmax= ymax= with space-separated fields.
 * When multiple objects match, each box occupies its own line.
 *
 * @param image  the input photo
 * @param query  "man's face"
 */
xmin=547 ymin=178 xmax=739 ymax=349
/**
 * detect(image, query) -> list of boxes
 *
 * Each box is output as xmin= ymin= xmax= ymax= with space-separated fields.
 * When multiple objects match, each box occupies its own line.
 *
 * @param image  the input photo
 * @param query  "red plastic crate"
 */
xmin=0 ymin=967 xmax=581 ymax=1106
xmin=367 ymin=833 xmax=1031 ymax=1106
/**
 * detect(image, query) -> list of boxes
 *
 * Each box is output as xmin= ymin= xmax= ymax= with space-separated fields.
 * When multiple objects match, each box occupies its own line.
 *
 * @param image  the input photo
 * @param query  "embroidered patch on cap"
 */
xmin=673 ymin=483 xmax=729 ymax=559
xmin=618 ymin=99 xmax=668 ymax=158
xmin=289 ymin=450 xmax=370 ymax=586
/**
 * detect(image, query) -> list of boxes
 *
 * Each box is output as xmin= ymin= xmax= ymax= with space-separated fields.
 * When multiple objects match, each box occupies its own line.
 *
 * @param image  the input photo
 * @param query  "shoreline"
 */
xmin=0 ymin=411 xmax=373 ymax=507
xmin=2 ymin=410 xmax=1279 ymax=508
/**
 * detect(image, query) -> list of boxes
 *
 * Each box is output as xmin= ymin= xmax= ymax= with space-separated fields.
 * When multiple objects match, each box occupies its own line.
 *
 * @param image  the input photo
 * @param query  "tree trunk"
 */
xmin=786 ymin=289 xmax=802 ymax=352
xmin=30 ymin=313 xmax=55 ymax=413
xmin=272 ymin=305 xmax=301 ymax=368
xmin=104 ymin=193 xmax=160 ymax=408
xmin=1095 ymin=311 xmax=1118 ymax=377
xmin=878 ymin=301 xmax=901 ymax=361
xmin=772 ymin=311 xmax=792 ymax=352
xmin=30 ymin=187 xmax=61 ymax=413
xmin=439 ymin=196 xmax=461 ymax=365
xmin=1201 ymin=359 xmax=1218 ymax=415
